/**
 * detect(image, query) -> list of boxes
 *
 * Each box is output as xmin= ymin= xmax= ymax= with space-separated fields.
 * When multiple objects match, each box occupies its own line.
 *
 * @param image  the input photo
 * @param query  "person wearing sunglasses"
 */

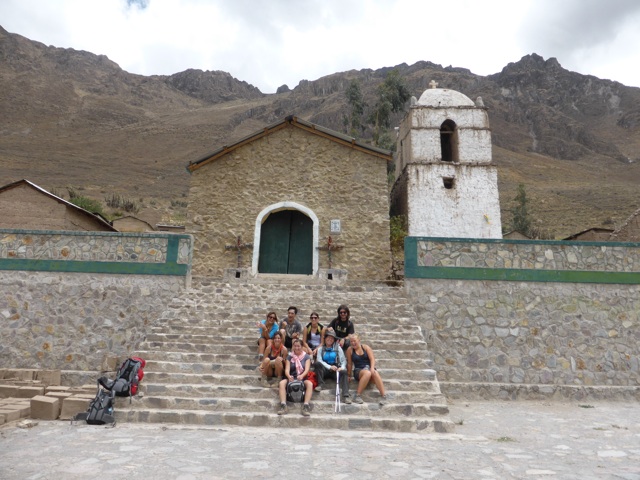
xmin=302 ymin=311 xmax=324 ymax=357
xmin=324 ymin=304 xmax=355 ymax=350
xmin=256 ymin=311 xmax=279 ymax=361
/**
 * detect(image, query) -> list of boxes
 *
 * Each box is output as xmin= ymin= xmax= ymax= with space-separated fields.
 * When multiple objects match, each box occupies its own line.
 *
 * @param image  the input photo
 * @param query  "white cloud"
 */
xmin=1 ymin=0 xmax=638 ymax=92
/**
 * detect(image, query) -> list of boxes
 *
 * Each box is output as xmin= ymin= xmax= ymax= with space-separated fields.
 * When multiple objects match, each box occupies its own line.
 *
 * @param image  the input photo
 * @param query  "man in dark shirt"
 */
xmin=324 ymin=304 xmax=354 ymax=350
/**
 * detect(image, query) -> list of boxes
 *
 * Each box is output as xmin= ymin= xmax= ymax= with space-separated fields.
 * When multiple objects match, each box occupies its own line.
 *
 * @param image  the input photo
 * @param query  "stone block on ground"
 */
xmin=7 ymin=369 xmax=37 ymax=381
xmin=60 ymin=396 xmax=92 ymax=420
xmin=36 ymin=370 xmax=61 ymax=386
xmin=0 ymin=408 xmax=20 ymax=423
xmin=16 ymin=386 xmax=45 ymax=398
xmin=45 ymin=386 xmax=71 ymax=394
xmin=46 ymin=392 xmax=73 ymax=402
xmin=3 ymin=402 xmax=30 ymax=418
xmin=0 ymin=385 xmax=19 ymax=398
xmin=30 ymin=395 xmax=60 ymax=420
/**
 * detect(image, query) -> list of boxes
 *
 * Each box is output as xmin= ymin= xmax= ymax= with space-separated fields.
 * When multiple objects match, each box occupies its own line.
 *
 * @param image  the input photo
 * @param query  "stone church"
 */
xmin=185 ymin=85 xmax=502 ymax=281
xmin=186 ymin=116 xmax=393 ymax=281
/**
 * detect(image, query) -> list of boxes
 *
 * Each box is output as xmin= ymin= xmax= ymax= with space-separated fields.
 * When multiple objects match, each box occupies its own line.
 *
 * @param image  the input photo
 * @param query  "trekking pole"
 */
xmin=335 ymin=370 xmax=341 ymax=413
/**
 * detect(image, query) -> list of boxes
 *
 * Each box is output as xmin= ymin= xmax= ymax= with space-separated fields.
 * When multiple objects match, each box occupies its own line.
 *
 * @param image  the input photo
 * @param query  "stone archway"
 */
xmin=252 ymin=201 xmax=319 ymax=276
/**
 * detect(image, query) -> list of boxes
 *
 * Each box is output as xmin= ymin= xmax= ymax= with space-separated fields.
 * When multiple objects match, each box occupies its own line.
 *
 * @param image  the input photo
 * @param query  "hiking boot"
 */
xmin=260 ymin=375 xmax=270 ymax=388
xmin=277 ymin=403 xmax=287 ymax=415
xmin=344 ymin=395 xmax=352 ymax=405
xmin=301 ymin=404 xmax=311 ymax=417
xmin=314 ymin=385 xmax=322 ymax=393
xmin=353 ymin=394 xmax=364 ymax=404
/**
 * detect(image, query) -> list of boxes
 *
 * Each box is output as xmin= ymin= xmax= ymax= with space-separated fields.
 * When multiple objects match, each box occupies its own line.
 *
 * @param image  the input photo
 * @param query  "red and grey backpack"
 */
xmin=98 ymin=356 xmax=146 ymax=402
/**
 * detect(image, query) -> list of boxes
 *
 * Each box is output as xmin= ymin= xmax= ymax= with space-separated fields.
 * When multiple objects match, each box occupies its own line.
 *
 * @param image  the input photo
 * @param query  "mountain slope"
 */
xmin=1 ymin=26 xmax=638 ymax=237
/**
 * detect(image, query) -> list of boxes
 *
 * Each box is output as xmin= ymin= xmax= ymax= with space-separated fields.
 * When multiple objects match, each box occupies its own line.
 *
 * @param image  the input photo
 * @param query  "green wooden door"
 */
xmin=258 ymin=210 xmax=312 ymax=274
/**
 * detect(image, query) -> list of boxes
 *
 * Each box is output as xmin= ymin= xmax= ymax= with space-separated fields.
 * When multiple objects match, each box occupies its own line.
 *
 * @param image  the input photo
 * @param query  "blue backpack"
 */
xmin=322 ymin=347 xmax=338 ymax=366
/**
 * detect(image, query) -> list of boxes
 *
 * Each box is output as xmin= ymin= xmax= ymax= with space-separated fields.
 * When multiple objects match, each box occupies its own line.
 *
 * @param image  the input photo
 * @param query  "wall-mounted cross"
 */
xmin=225 ymin=235 xmax=253 ymax=268
xmin=316 ymin=235 xmax=344 ymax=269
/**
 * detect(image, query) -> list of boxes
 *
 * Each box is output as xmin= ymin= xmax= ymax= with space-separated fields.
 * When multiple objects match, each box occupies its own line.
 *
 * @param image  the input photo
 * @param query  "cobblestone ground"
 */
xmin=1 ymin=401 xmax=639 ymax=479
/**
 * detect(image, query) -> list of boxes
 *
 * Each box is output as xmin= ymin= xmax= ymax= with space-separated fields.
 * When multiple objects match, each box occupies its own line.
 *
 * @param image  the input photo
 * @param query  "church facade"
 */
xmin=185 ymin=116 xmax=392 ymax=280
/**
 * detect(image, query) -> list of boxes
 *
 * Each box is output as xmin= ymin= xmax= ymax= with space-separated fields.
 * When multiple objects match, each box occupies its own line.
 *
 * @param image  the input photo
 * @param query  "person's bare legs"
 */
xmin=371 ymin=369 xmax=386 ymax=396
xmin=356 ymin=369 xmax=372 ymax=395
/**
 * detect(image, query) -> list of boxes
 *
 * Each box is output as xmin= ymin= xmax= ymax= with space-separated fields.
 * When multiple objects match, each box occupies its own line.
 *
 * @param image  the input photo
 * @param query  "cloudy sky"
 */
xmin=1 ymin=0 xmax=639 ymax=93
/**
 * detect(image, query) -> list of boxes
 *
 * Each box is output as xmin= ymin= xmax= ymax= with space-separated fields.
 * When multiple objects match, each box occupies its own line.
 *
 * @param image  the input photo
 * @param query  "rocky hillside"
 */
xmin=1 ymin=25 xmax=639 ymax=237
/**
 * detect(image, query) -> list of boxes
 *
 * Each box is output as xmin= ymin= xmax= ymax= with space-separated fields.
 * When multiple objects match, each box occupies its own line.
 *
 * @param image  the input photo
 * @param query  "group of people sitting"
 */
xmin=256 ymin=305 xmax=387 ymax=416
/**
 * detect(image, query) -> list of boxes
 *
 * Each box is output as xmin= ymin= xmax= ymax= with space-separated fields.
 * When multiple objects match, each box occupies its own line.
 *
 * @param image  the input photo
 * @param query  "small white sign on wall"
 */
xmin=330 ymin=219 xmax=341 ymax=234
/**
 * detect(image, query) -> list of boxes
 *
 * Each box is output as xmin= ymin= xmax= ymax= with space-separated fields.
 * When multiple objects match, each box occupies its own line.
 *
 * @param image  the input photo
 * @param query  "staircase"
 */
xmin=118 ymin=277 xmax=454 ymax=433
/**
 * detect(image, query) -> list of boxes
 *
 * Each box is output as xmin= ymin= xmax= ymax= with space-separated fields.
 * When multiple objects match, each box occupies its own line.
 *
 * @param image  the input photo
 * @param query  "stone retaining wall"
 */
xmin=405 ymin=237 xmax=640 ymax=388
xmin=0 ymin=229 xmax=192 ymax=371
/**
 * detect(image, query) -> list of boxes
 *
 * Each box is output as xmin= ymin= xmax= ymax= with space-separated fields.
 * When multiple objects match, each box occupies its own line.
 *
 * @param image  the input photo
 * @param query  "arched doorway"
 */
xmin=252 ymin=202 xmax=319 ymax=275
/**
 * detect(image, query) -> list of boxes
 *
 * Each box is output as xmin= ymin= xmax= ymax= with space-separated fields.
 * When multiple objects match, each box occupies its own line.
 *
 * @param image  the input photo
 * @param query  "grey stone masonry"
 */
xmin=121 ymin=278 xmax=454 ymax=433
xmin=417 ymin=238 xmax=640 ymax=271
xmin=0 ymin=271 xmax=184 ymax=371
xmin=407 ymin=278 xmax=640 ymax=388
xmin=0 ymin=229 xmax=191 ymax=264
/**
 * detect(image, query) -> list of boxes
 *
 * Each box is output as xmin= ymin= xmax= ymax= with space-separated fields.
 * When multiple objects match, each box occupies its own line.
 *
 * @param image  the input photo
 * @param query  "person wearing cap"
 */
xmin=324 ymin=304 xmax=355 ymax=350
xmin=314 ymin=328 xmax=351 ymax=404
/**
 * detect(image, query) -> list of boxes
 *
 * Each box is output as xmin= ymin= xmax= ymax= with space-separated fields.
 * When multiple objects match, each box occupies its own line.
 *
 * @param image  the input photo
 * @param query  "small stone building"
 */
xmin=391 ymin=83 xmax=502 ymax=238
xmin=0 ymin=179 xmax=115 ymax=231
xmin=186 ymin=116 xmax=392 ymax=280
xmin=610 ymin=208 xmax=640 ymax=242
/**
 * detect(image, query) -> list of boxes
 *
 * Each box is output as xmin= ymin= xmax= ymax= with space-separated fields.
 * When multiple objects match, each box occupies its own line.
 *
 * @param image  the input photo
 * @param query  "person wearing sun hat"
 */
xmin=314 ymin=328 xmax=351 ymax=404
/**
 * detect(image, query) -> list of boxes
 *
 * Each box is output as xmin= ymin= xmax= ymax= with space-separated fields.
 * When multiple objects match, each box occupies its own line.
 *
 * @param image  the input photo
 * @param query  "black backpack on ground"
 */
xmin=72 ymin=383 xmax=115 ymax=426
xmin=286 ymin=380 xmax=306 ymax=403
xmin=98 ymin=357 xmax=144 ymax=403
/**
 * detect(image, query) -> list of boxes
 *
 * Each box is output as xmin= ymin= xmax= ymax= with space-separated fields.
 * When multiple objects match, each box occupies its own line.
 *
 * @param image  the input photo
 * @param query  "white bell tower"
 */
xmin=391 ymin=81 xmax=502 ymax=238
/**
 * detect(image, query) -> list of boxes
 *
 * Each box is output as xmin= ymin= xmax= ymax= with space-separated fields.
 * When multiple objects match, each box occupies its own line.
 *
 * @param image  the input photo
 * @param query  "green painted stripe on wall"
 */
xmin=404 ymin=264 xmax=640 ymax=284
xmin=167 ymin=235 xmax=180 ymax=262
xmin=404 ymin=237 xmax=640 ymax=284
xmin=409 ymin=236 xmax=640 ymax=248
xmin=0 ymin=258 xmax=188 ymax=276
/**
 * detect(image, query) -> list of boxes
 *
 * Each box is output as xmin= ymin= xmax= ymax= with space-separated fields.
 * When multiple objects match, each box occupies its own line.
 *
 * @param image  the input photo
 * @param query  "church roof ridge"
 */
xmin=186 ymin=116 xmax=392 ymax=173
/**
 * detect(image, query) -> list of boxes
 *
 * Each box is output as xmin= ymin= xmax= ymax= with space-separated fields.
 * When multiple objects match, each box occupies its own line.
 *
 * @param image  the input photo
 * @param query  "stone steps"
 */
xmin=139 ymin=340 xmax=428 ymax=353
xmin=137 ymin=383 xmax=445 ymax=403
xmin=143 ymin=332 xmax=424 ymax=345
xmin=117 ymin=279 xmax=453 ymax=433
xmin=150 ymin=324 xmax=422 ymax=334
xmin=116 ymin=408 xmax=452 ymax=433
xmin=140 ymin=371 xmax=438 ymax=387
xmin=136 ymin=349 xmax=433 ymax=363
xmin=142 ymin=357 xmax=431 ymax=372
xmin=128 ymin=395 xmax=449 ymax=417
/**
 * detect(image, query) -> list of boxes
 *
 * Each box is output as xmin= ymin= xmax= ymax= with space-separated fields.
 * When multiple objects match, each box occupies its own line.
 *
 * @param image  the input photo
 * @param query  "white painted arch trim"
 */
xmin=252 ymin=201 xmax=319 ymax=276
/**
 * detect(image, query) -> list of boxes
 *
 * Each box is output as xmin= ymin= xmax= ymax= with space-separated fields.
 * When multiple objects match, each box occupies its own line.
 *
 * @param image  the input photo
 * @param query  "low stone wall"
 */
xmin=405 ymin=237 xmax=640 ymax=388
xmin=0 ymin=229 xmax=192 ymax=272
xmin=0 ymin=229 xmax=192 ymax=371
